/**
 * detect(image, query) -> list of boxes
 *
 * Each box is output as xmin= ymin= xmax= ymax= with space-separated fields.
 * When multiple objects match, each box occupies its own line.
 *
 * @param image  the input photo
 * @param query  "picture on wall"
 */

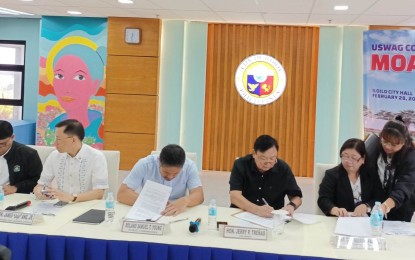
xmin=37 ymin=16 xmax=107 ymax=149
xmin=363 ymin=30 xmax=415 ymax=135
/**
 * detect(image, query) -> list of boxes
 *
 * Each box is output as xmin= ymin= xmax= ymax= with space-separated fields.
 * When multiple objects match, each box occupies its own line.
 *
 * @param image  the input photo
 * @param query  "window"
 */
xmin=0 ymin=40 xmax=25 ymax=120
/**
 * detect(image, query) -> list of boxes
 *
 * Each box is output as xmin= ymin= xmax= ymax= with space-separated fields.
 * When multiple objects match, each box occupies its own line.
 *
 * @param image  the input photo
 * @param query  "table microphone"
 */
xmin=5 ymin=200 xmax=31 ymax=211
xmin=189 ymin=218 xmax=201 ymax=233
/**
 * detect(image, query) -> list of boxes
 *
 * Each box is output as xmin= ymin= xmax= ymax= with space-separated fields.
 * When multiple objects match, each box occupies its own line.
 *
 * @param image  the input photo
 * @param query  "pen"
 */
xmin=169 ymin=218 xmax=188 ymax=224
xmin=42 ymin=213 xmax=56 ymax=216
xmin=262 ymin=198 xmax=269 ymax=206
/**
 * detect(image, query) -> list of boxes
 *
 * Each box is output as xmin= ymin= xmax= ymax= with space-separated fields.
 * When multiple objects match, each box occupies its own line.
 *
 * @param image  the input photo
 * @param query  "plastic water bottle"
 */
xmin=370 ymin=202 xmax=382 ymax=236
xmin=375 ymin=201 xmax=383 ymax=233
xmin=105 ymin=192 xmax=115 ymax=222
xmin=0 ymin=187 xmax=4 ymax=210
xmin=208 ymin=199 xmax=217 ymax=230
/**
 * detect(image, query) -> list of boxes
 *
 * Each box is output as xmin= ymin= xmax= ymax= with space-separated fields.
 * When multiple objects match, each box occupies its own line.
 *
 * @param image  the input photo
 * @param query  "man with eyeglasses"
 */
xmin=229 ymin=135 xmax=302 ymax=217
xmin=33 ymin=119 xmax=108 ymax=203
xmin=0 ymin=120 xmax=42 ymax=194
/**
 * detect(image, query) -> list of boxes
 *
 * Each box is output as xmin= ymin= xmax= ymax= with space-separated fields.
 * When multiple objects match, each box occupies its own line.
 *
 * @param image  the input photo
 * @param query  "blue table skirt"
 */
xmin=0 ymin=232 xmax=332 ymax=260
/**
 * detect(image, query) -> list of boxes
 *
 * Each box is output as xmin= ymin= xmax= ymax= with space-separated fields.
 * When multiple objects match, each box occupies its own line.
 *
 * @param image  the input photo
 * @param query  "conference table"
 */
xmin=0 ymin=194 xmax=413 ymax=260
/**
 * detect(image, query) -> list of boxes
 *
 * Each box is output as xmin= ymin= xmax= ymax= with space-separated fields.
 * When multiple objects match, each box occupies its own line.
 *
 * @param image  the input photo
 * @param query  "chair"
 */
xmin=27 ymin=145 xmax=56 ymax=164
xmin=101 ymin=150 xmax=120 ymax=197
xmin=151 ymin=150 xmax=197 ymax=163
xmin=364 ymin=132 xmax=379 ymax=160
xmin=313 ymin=163 xmax=337 ymax=215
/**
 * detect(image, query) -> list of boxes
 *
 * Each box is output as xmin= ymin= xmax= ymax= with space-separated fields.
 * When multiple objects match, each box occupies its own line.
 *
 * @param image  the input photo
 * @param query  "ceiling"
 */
xmin=1 ymin=0 xmax=415 ymax=26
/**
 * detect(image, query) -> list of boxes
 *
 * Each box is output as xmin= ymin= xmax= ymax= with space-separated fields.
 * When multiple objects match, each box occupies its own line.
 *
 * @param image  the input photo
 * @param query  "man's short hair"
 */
xmin=159 ymin=144 xmax=186 ymax=167
xmin=253 ymin=135 xmax=279 ymax=152
xmin=0 ymin=120 xmax=13 ymax=140
xmin=56 ymin=119 xmax=85 ymax=141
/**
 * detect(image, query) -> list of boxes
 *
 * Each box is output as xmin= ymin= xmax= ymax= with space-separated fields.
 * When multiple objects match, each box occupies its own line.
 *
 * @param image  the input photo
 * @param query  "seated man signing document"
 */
xmin=33 ymin=119 xmax=108 ymax=203
xmin=229 ymin=135 xmax=302 ymax=217
xmin=117 ymin=144 xmax=204 ymax=216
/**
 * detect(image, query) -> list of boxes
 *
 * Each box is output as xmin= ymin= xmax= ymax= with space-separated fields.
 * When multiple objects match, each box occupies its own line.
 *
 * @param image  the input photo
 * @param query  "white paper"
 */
xmin=125 ymin=180 xmax=172 ymax=221
xmin=233 ymin=211 xmax=274 ymax=229
xmin=293 ymin=213 xmax=320 ymax=225
xmin=334 ymin=217 xmax=372 ymax=237
xmin=383 ymin=220 xmax=415 ymax=236
xmin=30 ymin=201 xmax=62 ymax=215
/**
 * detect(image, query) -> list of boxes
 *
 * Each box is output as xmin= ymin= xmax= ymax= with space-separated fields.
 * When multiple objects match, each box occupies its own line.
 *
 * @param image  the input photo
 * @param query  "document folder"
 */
xmin=72 ymin=209 xmax=105 ymax=224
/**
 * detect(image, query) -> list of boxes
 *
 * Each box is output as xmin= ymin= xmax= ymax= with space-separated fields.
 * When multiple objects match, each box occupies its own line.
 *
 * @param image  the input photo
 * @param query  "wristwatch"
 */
xmin=69 ymin=194 xmax=77 ymax=204
xmin=365 ymin=203 xmax=371 ymax=213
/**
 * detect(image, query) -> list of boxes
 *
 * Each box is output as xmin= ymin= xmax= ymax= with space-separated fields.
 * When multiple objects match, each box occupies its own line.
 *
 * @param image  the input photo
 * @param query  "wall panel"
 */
xmin=107 ymin=56 xmax=158 ymax=95
xmin=105 ymin=94 xmax=157 ymax=133
xmin=104 ymin=132 xmax=155 ymax=170
xmin=203 ymin=24 xmax=319 ymax=177
xmin=105 ymin=17 xmax=160 ymax=170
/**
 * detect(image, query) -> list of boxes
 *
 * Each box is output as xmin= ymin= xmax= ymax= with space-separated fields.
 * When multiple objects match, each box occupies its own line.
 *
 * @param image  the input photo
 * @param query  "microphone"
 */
xmin=5 ymin=200 xmax=31 ymax=211
xmin=189 ymin=218 xmax=201 ymax=233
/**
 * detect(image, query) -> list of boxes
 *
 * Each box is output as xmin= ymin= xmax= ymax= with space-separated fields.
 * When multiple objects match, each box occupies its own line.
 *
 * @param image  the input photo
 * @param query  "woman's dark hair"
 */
xmin=253 ymin=135 xmax=279 ymax=152
xmin=379 ymin=116 xmax=413 ymax=166
xmin=339 ymin=138 xmax=367 ymax=171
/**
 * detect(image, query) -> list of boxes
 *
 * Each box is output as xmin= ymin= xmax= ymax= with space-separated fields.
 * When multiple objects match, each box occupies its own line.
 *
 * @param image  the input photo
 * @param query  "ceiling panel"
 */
xmin=264 ymin=13 xmax=310 ymax=25
xmin=308 ymin=14 xmax=359 ymax=25
xmin=149 ymin=0 xmax=210 ymax=11
xmin=352 ymin=15 xmax=410 ymax=26
xmin=257 ymin=0 xmax=314 ymax=14
xmin=128 ymin=9 xmax=182 ymax=19
xmin=312 ymin=0 xmax=377 ymax=15
xmin=396 ymin=16 xmax=415 ymax=26
xmin=216 ymin=11 xmax=264 ymax=24
xmin=202 ymin=0 xmax=260 ymax=13
xmin=1 ymin=0 xmax=415 ymax=26
xmin=171 ymin=10 xmax=224 ymax=22
xmin=364 ymin=0 xmax=415 ymax=16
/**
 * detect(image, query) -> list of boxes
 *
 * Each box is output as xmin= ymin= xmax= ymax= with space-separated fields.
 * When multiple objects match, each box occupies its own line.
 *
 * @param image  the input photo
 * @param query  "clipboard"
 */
xmin=72 ymin=209 xmax=105 ymax=224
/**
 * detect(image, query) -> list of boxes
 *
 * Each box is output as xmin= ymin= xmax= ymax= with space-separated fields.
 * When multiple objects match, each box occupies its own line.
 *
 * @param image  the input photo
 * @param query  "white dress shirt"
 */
xmin=38 ymin=144 xmax=108 ymax=194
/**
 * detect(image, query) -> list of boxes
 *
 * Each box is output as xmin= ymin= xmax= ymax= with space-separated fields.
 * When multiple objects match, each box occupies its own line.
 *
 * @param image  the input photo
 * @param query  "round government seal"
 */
xmin=235 ymin=54 xmax=286 ymax=105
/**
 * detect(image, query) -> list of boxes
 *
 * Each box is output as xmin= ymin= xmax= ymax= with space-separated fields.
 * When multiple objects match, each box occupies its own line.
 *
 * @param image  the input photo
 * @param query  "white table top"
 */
xmin=1 ymin=194 xmax=413 ymax=260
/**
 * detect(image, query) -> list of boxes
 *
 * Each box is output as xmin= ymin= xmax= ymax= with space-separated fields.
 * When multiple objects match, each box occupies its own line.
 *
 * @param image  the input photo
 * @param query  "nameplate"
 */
xmin=223 ymin=225 xmax=268 ymax=240
xmin=330 ymin=235 xmax=387 ymax=251
xmin=121 ymin=220 xmax=166 ymax=235
xmin=0 ymin=210 xmax=35 ymax=225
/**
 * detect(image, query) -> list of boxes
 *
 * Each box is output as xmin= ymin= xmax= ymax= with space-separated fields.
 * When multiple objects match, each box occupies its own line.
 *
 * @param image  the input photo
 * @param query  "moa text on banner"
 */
xmin=363 ymin=30 xmax=415 ymax=135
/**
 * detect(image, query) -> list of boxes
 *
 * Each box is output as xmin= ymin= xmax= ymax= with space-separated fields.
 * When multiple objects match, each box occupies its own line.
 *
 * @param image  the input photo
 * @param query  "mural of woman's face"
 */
xmin=53 ymin=54 xmax=100 ymax=112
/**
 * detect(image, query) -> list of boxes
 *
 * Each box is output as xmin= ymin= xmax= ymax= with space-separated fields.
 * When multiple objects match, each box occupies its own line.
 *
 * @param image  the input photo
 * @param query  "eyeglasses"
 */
xmin=340 ymin=155 xmax=361 ymax=163
xmin=0 ymin=137 xmax=11 ymax=148
xmin=256 ymin=155 xmax=278 ymax=163
xmin=380 ymin=138 xmax=403 ymax=149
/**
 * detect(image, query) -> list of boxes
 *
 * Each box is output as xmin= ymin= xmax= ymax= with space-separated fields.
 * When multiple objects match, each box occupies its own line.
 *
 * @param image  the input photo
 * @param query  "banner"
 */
xmin=363 ymin=30 xmax=415 ymax=135
xmin=37 ymin=17 xmax=107 ymax=149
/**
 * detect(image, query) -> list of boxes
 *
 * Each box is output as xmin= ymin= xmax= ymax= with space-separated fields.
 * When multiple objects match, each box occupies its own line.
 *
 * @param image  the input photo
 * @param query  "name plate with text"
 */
xmin=121 ymin=220 xmax=168 ymax=235
xmin=223 ymin=225 xmax=268 ymax=240
xmin=0 ymin=210 xmax=35 ymax=225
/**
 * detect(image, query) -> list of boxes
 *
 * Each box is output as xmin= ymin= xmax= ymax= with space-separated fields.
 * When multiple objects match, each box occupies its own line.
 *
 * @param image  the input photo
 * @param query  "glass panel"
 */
xmin=0 ymin=44 xmax=25 ymax=65
xmin=0 ymin=71 xmax=22 ymax=100
xmin=0 ymin=105 xmax=22 ymax=120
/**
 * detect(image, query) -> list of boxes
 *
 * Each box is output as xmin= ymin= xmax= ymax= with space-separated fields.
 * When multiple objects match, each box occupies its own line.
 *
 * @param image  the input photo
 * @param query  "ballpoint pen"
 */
xmin=262 ymin=198 xmax=269 ymax=206
xmin=42 ymin=213 xmax=56 ymax=216
xmin=169 ymin=218 xmax=188 ymax=224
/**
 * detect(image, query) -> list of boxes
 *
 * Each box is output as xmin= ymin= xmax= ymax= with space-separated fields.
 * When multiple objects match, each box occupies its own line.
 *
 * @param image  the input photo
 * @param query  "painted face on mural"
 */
xmin=53 ymin=55 xmax=99 ymax=113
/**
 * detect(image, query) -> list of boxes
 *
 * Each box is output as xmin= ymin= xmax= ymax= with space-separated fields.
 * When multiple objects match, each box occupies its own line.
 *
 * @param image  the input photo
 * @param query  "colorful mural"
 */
xmin=37 ymin=17 xmax=107 ymax=149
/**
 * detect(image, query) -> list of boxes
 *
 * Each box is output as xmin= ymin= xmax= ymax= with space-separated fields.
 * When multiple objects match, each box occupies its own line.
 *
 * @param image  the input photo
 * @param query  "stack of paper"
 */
xmin=125 ymin=180 xmax=172 ymax=221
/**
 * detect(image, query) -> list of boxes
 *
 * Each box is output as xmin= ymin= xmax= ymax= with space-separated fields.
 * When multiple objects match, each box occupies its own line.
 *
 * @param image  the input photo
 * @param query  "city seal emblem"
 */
xmin=235 ymin=54 xmax=286 ymax=105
